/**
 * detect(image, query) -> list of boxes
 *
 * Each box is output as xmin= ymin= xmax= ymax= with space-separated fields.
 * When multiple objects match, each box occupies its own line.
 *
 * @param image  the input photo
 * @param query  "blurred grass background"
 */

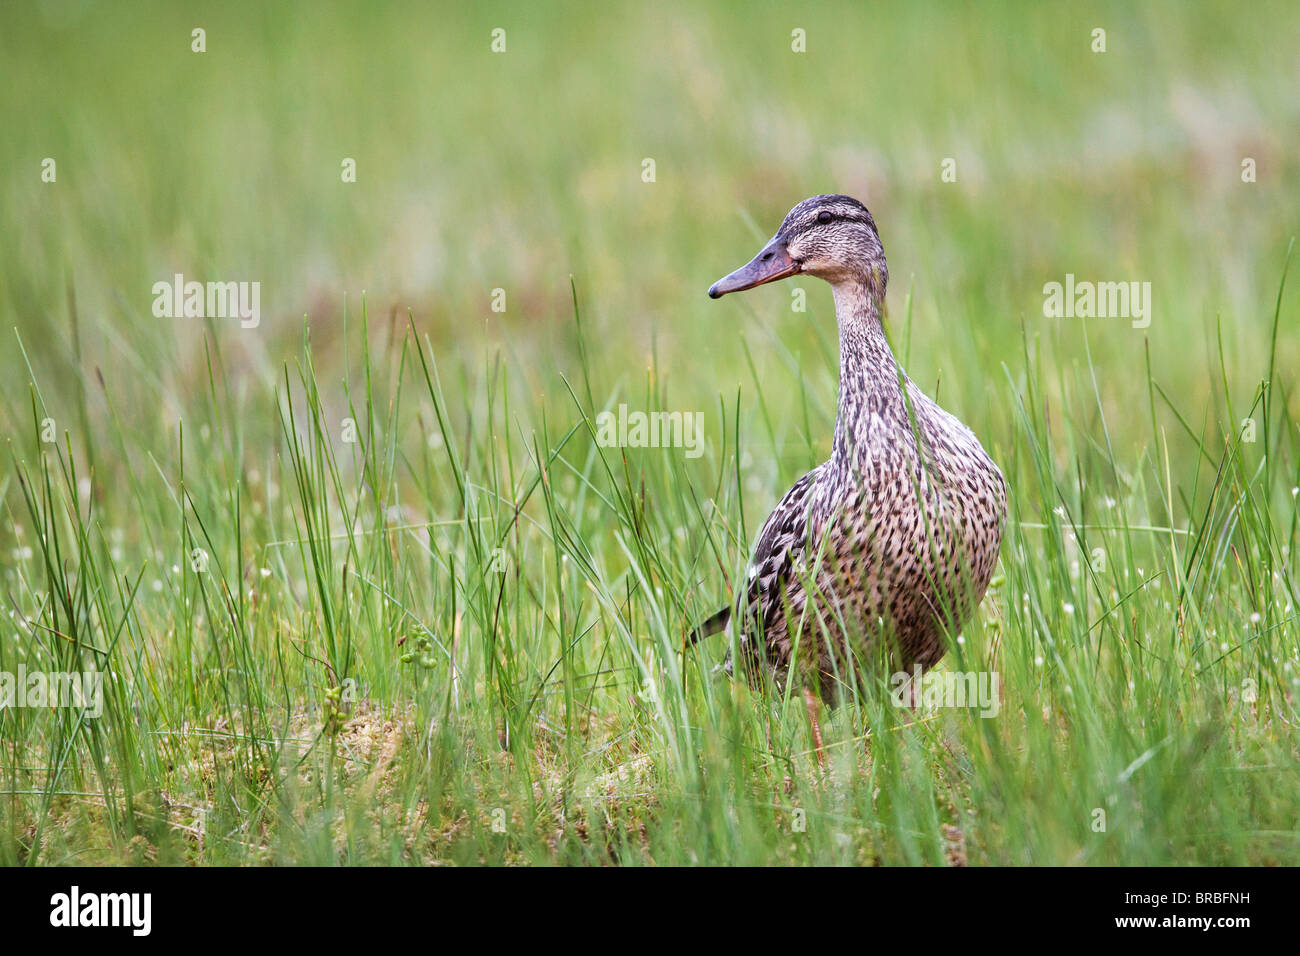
xmin=4 ymin=0 xmax=1297 ymax=457
xmin=1 ymin=0 xmax=1298 ymax=865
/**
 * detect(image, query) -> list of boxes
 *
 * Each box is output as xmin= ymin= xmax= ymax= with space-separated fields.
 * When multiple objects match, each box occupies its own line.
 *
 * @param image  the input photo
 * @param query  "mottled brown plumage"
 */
xmin=701 ymin=195 xmax=1006 ymax=699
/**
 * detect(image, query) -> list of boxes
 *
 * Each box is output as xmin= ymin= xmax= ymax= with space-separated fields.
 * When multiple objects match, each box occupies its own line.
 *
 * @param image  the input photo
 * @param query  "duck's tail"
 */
xmin=687 ymin=606 xmax=731 ymax=647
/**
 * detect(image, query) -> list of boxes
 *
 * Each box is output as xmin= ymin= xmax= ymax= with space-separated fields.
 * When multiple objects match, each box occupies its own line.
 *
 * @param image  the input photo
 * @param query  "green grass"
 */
xmin=1 ymin=0 xmax=1298 ymax=865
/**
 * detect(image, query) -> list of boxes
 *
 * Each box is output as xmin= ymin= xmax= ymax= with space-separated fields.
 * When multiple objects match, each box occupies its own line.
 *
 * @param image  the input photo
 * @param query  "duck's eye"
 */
xmin=817 ymin=211 xmax=833 ymax=224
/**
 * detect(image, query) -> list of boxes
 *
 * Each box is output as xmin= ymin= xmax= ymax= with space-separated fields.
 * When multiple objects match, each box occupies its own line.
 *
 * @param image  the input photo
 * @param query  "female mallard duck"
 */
xmin=697 ymin=194 xmax=1006 ymax=700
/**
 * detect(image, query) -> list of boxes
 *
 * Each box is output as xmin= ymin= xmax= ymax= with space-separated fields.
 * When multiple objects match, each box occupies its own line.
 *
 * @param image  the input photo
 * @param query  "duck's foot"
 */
xmin=803 ymin=687 xmax=826 ymax=768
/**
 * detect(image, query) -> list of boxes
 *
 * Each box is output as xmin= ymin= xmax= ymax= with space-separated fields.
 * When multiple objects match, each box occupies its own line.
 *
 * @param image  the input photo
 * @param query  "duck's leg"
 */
xmin=803 ymin=687 xmax=826 ymax=767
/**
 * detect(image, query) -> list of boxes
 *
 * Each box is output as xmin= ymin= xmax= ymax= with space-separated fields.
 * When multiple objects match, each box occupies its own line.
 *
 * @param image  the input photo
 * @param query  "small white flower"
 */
xmin=1249 ymin=612 xmax=1262 ymax=624
xmin=1062 ymin=603 xmax=1075 ymax=615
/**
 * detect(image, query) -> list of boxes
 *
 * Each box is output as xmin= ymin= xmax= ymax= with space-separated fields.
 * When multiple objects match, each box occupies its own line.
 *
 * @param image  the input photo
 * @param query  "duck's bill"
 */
xmin=708 ymin=239 xmax=800 ymax=298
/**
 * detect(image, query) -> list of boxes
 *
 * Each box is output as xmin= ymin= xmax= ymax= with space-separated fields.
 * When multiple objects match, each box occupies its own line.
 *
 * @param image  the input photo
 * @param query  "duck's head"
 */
xmin=708 ymin=194 xmax=887 ymax=300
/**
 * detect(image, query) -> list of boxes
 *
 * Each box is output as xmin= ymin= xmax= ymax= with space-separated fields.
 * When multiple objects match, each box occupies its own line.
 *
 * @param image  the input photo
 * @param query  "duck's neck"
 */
xmin=830 ymin=278 xmax=903 ymax=466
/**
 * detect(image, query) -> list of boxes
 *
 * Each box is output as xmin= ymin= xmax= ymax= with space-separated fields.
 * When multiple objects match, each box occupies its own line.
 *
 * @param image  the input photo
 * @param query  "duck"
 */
xmin=694 ymin=194 xmax=1006 ymax=702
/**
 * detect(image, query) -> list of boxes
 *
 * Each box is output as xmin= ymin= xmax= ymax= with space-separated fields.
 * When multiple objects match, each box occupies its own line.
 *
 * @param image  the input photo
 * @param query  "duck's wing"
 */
xmin=686 ymin=605 xmax=731 ymax=644
xmin=738 ymin=465 xmax=823 ymax=636
xmin=686 ymin=466 xmax=822 ymax=645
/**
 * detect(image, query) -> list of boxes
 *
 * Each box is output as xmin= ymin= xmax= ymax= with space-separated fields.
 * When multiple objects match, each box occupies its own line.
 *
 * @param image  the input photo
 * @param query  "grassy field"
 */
xmin=2 ymin=0 xmax=1298 ymax=865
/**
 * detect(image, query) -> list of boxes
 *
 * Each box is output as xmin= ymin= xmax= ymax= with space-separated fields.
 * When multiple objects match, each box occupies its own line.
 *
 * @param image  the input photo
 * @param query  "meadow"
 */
xmin=1 ymin=0 xmax=1298 ymax=865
